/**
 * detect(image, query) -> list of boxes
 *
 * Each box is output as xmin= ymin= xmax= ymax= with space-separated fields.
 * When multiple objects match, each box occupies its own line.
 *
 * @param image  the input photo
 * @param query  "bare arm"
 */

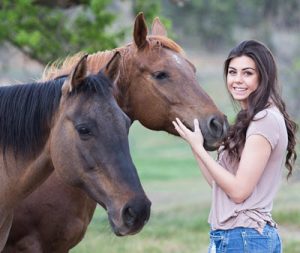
xmin=173 ymin=118 xmax=271 ymax=203
xmin=192 ymin=135 xmax=271 ymax=203
xmin=191 ymin=149 xmax=213 ymax=187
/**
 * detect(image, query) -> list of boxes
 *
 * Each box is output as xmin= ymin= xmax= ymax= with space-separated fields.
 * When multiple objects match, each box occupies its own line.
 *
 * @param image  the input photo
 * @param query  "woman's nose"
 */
xmin=234 ymin=73 xmax=243 ymax=83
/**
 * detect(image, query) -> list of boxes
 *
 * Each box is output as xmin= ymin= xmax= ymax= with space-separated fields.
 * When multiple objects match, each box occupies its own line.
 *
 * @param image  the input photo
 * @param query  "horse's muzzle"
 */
xmin=110 ymin=196 xmax=151 ymax=236
xmin=203 ymin=115 xmax=229 ymax=151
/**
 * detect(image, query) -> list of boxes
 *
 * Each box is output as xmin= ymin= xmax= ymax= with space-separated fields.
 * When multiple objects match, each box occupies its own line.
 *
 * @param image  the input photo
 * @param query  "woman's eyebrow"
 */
xmin=242 ymin=67 xmax=256 ymax=71
xmin=228 ymin=66 xmax=256 ymax=71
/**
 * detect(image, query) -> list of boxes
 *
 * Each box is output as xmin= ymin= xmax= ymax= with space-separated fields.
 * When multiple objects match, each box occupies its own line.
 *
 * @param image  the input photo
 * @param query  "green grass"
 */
xmin=71 ymin=122 xmax=300 ymax=253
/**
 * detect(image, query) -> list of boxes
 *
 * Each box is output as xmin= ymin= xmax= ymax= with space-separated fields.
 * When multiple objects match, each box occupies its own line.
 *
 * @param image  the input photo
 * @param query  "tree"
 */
xmin=33 ymin=0 xmax=86 ymax=8
xmin=0 ymin=0 xmax=125 ymax=64
xmin=162 ymin=0 xmax=237 ymax=50
xmin=132 ymin=0 xmax=172 ymax=33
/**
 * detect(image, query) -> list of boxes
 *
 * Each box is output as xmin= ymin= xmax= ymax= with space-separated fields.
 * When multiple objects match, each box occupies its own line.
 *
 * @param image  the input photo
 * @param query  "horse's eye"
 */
xmin=76 ymin=126 xmax=92 ymax=136
xmin=152 ymin=71 xmax=169 ymax=80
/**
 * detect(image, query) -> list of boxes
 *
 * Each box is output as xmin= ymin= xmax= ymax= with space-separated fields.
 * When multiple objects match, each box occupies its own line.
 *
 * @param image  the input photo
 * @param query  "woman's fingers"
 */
xmin=172 ymin=118 xmax=192 ymax=140
xmin=175 ymin=118 xmax=188 ymax=130
xmin=176 ymin=118 xmax=200 ymax=133
xmin=194 ymin=118 xmax=200 ymax=132
xmin=173 ymin=118 xmax=204 ymax=147
xmin=172 ymin=121 xmax=185 ymax=137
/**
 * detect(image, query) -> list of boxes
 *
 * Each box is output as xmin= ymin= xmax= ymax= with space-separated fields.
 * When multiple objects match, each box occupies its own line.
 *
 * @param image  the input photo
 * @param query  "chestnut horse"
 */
xmin=5 ymin=13 xmax=228 ymax=252
xmin=0 ymin=54 xmax=151 ymax=252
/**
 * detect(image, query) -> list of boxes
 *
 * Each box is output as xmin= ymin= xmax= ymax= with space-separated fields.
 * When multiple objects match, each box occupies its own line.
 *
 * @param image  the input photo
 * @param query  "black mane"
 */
xmin=0 ymin=79 xmax=63 ymax=157
xmin=0 ymin=71 xmax=112 ymax=158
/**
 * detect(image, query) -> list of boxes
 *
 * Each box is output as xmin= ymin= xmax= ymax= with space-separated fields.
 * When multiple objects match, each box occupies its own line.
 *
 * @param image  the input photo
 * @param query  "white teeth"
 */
xmin=234 ymin=87 xmax=246 ymax=91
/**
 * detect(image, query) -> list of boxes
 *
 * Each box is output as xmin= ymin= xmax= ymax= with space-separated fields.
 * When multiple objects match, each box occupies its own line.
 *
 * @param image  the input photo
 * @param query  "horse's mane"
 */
xmin=0 ymin=72 xmax=111 ymax=158
xmin=42 ymin=50 xmax=117 ymax=81
xmin=42 ymin=36 xmax=184 ymax=81
xmin=148 ymin=35 xmax=184 ymax=54
xmin=68 ymin=71 xmax=112 ymax=98
xmin=0 ymin=79 xmax=63 ymax=157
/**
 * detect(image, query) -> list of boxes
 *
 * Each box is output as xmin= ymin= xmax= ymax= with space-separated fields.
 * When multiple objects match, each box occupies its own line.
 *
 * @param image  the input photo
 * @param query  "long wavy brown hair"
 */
xmin=222 ymin=40 xmax=298 ymax=178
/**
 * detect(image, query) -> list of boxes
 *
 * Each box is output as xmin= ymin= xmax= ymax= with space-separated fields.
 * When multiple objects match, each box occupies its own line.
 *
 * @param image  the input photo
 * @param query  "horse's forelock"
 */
xmin=67 ymin=72 xmax=112 ymax=98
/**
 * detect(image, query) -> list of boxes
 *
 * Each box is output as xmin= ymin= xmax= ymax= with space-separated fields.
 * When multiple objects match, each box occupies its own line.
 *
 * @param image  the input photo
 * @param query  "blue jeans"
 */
xmin=208 ymin=224 xmax=282 ymax=253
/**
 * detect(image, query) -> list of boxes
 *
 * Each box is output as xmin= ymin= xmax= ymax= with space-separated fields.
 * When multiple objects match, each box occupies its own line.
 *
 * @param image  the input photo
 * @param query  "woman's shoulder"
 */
xmin=248 ymin=106 xmax=285 ymax=149
xmin=253 ymin=106 xmax=283 ymax=126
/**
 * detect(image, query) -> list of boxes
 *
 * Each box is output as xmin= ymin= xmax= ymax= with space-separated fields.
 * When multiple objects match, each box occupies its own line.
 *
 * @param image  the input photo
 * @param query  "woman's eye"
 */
xmin=244 ymin=71 xmax=253 ymax=76
xmin=152 ymin=71 xmax=169 ymax=80
xmin=228 ymin=70 xmax=236 ymax=75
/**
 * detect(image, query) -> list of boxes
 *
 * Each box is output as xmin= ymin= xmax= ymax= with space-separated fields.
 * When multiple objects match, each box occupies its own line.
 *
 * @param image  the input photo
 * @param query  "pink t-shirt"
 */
xmin=208 ymin=106 xmax=288 ymax=233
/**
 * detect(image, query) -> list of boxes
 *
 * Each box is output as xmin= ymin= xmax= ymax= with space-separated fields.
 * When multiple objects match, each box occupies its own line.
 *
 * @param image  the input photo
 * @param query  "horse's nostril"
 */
xmin=121 ymin=198 xmax=151 ymax=231
xmin=123 ymin=206 xmax=137 ymax=227
xmin=207 ymin=116 xmax=224 ymax=138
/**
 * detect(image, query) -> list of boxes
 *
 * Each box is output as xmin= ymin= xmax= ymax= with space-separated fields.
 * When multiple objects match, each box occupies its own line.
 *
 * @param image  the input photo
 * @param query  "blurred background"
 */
xmin=0 ymin=0 xmax=299 ymax=252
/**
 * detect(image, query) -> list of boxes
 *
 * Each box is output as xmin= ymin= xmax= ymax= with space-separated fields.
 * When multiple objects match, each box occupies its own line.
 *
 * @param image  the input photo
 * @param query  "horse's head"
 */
xmin=119 ymin=13 xmax=228 ymax=151
xmin=50 ymin=53 xmax=151 ymax=236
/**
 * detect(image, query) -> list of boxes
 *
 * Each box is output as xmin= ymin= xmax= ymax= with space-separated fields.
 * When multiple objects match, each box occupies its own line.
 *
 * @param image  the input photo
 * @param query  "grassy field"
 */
xmin=70 ymin=121 xmax=300 ymax=253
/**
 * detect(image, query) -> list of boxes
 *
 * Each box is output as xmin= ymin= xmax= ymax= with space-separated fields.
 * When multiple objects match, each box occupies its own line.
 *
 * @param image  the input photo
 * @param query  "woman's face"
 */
xmin=227 ymin=55 xmax=259 ymax=109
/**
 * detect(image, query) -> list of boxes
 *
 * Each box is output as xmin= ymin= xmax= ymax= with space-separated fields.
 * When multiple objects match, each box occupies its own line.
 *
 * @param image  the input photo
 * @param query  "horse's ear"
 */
xmin=103 ymin=52 xmax=121 ymax=83
xmin=133 ymin=12 xmax=149 ymax=50
xmin=151 ymin=17 xmax=167 ymax=37
xmin=62 ymin=54 xmax=88 ymax=94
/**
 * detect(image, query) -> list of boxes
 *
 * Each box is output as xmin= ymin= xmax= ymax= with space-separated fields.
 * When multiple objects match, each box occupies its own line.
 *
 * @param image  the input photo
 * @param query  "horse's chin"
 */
xmin=166 ymin=124 xmax=221 ymax=151
xmin=108 ymin=217 xmax=146 ymax=237
xmin=111 ymin=224 xmax=144 ymax=237
xmin=203 ymin=140 xmax=221 ymax=151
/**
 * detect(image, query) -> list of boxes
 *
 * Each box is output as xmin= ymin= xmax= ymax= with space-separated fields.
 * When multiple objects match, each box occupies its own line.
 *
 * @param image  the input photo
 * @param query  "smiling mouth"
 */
xmin=233 ymin=87 xmax=247 ymax=91
xmin=232 ymin=87 xmax=248 ymax=96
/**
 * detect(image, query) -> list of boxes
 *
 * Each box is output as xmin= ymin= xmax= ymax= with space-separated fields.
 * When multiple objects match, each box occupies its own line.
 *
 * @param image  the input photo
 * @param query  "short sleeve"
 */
xmin=246 ymin=110 xmax=280 ymax=150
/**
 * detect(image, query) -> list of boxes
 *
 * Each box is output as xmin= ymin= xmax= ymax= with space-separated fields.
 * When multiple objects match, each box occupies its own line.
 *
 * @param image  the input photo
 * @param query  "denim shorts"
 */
xmin=208 ymin=224 xmax=282 ymax=253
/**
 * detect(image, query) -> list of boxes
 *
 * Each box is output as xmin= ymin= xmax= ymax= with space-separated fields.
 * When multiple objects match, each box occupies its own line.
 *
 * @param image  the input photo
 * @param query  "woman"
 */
xmin=173 ymin=40 xmax=297 ymax=253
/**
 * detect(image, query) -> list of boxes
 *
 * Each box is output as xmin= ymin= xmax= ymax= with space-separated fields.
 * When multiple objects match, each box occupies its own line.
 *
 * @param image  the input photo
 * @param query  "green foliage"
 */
xmin=133 ymin=0 xmax=161 ymax=21
xmin=132 ymin=0 xmax=172 ymax=35
xmin=0 ymin=0 xmax=125 ymax=64
xmin=163 ymin=0 xmax=237 ymax=50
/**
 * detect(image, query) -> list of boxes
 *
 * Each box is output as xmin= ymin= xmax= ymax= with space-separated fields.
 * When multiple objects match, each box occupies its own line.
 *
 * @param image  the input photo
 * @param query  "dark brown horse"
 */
xmin=5 ymin=13 xmax=228 ymax=253
xmin=0 ymin=53 xmax=151 ymax=252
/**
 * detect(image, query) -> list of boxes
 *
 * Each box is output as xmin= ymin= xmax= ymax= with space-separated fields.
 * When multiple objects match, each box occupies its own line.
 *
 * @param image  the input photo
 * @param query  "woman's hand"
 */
xmin=172 ymin=118 xmax=204 ymax=149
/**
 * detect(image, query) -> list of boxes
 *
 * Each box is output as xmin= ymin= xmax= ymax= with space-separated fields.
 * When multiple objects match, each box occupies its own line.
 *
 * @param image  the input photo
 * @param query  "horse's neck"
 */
xmin=0 ymin=166 xmax=15 ymax=250
xmin=87 ymin=50 xmax=115 ymax=74
xmin=88 ymin=48 xmax=133 ymax=120
xmin=115 ymin=46 xmax=135 ymax=119
xmin=0 ymin=145 xmax=53 ymax=209
xmin=16 ymin=147 xmax=53 ymax=202
xmin=0 ymin=211 xmax=13 ymax=252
